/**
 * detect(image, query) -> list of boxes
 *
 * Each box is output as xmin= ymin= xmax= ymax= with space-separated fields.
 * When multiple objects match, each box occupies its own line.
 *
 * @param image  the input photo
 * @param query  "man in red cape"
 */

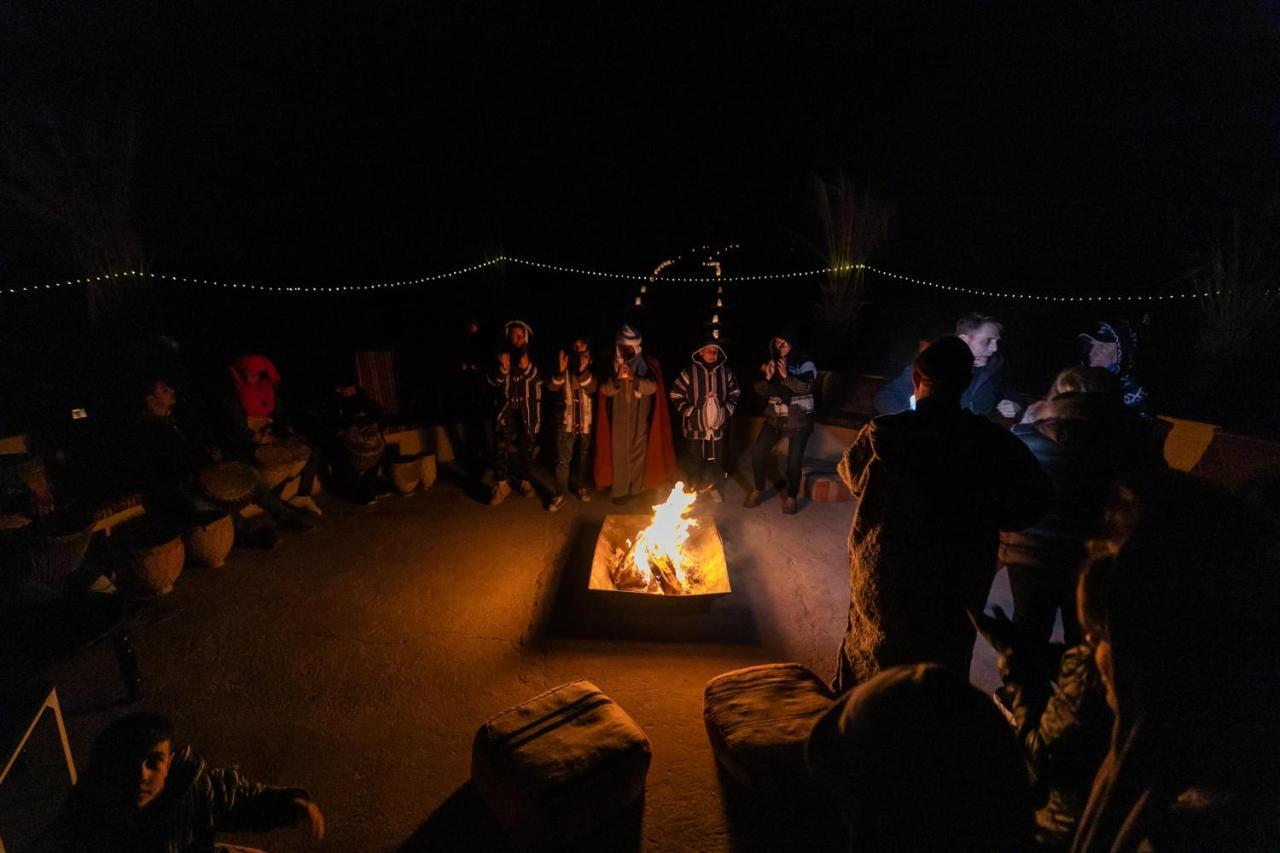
xmin=594 ymin=324 xmax=677 ymax=502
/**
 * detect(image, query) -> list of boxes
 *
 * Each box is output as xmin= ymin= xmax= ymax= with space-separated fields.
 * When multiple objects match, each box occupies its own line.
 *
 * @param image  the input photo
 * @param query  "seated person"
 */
xmin=34 ymin=711 xmax=324 ymax=852
xmin=807 ymin=663 xmax=1035 ymax=851
xmin=875 ymin=313 xmax=1021 ymax=420
xmin=132 ymin=375 xmax=313 ymax=538
xmin=1077 ymin=320 xmax=1152 ymax=420
xmin=1 ymin=443 xmax=54 ymax=527
xmin=320 ymin=370 xmax=385 ymax=503
xmin=222 ymin=354 xmax=319 ymax=503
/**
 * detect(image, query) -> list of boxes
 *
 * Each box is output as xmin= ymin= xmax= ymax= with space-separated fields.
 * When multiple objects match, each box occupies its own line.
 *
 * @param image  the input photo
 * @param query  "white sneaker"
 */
xmin=517 ymin=480 xmax=536 ymax=498
xmin=489 ymin=481 xmax=512 ymax=506
xmin=547 ymin=494 xmax=566 ymax=513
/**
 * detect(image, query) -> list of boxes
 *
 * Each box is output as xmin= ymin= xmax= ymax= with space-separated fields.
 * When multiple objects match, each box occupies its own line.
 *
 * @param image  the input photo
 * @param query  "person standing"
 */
xmin=487 ymin=320 xmax=541 ymax=506
xmin=670 ymin=337 xmax=740 ymax=502
xmin=744 ymin=325 xmax=816 ymax=514
xmin=546 ymin=337 xmax=596 ymax=512
xmin=832 ymin=336 xmax=1049 ymax=692
xmin=594 ymin=324 xmax=677 ymax=504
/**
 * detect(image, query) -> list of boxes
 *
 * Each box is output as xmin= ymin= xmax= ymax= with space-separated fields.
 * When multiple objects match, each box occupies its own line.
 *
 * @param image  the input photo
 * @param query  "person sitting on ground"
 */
xmin=806 ymin=663 xmax=1036 ymax=852
xmin=546 ymin=337 xmax=596 ymax=513
xmin=670 ymin=336 xmax=740 ymax=503
xmin=875 ymin=312 xmax=1021 ymax=420
xmin=1000 ymin=366 xmax=1166 ymax=647
xmin=1077 ymin=320 xmax=1152 ymax=420
xmin=1071 ymin=471 xmax=1280 ymax=852
xmin=132 ymin=375 xmax=313 ymax=540
xmin=34 ymin=711 xmax=324 ymax=852
xmin=595 ymin=323 xmax=677 ymax=505
xmin=744 ymin=325 xmax=816 ymax=515
xmin=222 ymin=354 xmax=320 ymax=511
xmin=832 ymin=336 xmax=1049 ymax=692
xmin=969 ymin=605 xmax=1113 ymax=850
xmin=320 ymin=369 xmax=385 ymax=504
xmin=487 ymin=320 xmax=542 ymax=505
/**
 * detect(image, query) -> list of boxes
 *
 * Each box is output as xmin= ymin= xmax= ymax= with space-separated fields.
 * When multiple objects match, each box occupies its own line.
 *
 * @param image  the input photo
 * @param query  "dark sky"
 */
xmin=4 ymin=1 xmax=1279 ymax=292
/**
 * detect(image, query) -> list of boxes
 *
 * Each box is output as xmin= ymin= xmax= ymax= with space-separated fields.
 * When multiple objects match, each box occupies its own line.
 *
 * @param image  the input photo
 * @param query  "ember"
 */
xmin=590 ymin=483 xmax=731 ymax=597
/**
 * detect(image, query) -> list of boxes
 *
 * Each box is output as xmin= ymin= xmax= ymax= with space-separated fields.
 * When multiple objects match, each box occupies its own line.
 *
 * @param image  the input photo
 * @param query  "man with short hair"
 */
xmin=875 ymin=312 xmax=1021 ymax=419
xmin=546 ymin=337 xmax=596 ymax=512
xmin=833 ymin=336 xmax=1049 ymax=692
xmin=35 ymin=711 xmax=325 ymax=852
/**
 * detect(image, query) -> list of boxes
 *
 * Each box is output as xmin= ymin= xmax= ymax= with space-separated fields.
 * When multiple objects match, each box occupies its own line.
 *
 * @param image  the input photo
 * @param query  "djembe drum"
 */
xmin=253 ymin=444 xmax=295 ymax=489
xmin=343 ymin=424 xmax=385 ymax=476
xmin=184 ymin=511 xmax=234 ymax=569
xmin=198 ymin=462 xmax=257 ymax=511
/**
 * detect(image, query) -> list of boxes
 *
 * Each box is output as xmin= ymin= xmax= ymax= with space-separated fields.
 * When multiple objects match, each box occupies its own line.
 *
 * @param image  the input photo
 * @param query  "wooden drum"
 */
xmin=253 ymin=445 xmax=295 ymax=489
xmin=184 ymin=512 xmax=234 ymax=569
xmin=199 ymin=462 xmax=258 ymax=511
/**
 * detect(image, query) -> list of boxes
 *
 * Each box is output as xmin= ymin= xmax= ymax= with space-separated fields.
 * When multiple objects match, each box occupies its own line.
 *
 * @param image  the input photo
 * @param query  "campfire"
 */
xmin=589 ymin=482 xmax=731 ymax=597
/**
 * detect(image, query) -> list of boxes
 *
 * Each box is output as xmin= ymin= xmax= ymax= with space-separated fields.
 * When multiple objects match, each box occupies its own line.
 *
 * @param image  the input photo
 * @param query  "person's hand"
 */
xmin=576 ymin=352 xmax=590 ymax=372
xmin=558 ymin=350 xmax=569 ymax=373
xmin=30 ymin=482 xmax=54 ymax=516
xmin=966 ymin=605 xmax=1020 ymax=657
xmin=762 ymin=361 xmax=775 ymax=380
xmin=618 ymin=364 xmax=632 ymax=381
xmin=996 ymin=399 xmax=1021 ymax=419
xmin=498 ymin=352 xmax=510 ymax=372
xmin=518 ymin=352 xmax=530 ymax=370
xmin=774 ymin=358 xmax=787 ymax=378
xmin=293 ymin=797 xmax=325 ymax=840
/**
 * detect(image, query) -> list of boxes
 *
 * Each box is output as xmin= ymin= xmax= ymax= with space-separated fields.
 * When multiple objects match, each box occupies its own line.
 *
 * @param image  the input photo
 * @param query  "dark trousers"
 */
xmin=494 ymin=413 xmax=535 ymax=484
xmin=554 ymin=430 xmax=591 ymax=495
xmin=685 ymin=437 xmax=725 ymax=489
xmin=751 ymin=423 xmax=812 ymax=498
xmin=1007 ymin=560 xmax=1084 ymax=646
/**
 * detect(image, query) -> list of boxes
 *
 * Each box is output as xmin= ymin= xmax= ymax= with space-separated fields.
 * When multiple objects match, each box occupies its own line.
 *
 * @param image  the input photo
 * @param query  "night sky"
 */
xmin=3 ymin=2 xmax=1279 ymax=430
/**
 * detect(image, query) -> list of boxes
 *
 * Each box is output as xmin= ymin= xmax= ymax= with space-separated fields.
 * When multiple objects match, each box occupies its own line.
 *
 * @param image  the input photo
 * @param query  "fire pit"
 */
xmin=588 ymin=482 xmax=731 ymax=599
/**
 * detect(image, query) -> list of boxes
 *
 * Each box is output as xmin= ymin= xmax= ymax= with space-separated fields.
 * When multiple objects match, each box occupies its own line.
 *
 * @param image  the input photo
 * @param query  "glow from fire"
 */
xmin=626 ymin=481 xmax=699 ymax=589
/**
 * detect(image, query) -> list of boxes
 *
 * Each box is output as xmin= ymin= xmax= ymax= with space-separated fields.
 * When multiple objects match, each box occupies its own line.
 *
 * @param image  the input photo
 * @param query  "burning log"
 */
xmin=610 ymin=541 xmax=649 ymax=590
xmin=648 ymin=552 xmax=685 ymax=595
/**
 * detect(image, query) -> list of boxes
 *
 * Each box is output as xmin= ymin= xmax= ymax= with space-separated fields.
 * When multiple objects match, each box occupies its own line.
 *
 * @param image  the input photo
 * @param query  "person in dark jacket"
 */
xmin=34 ymin=711 xmax=325 ymax=852
xmin=1071 ymin=472 xmax=1280 ymax=852
xmin=832 ymin=337 xmax=1050 ymax=692
xmin=546 ymin=337 xmax=596 ymax=512
xmin=744 ymin=325 xmax=816 ymax=514
xmin=1077 ymin=320 xmax=1152 ymax=420
xmin=1000 ymin=367 xmax=1166 ymax=646
xmin=487 ymin=320 xmax=542 ymax=505
xmin=807 ymin=663 xmax=1036 ymax=852
xmin=670 ymin=337 xmax=740 ymax=503
xmin=320 ymin=370 xmax=385 ymax=504
xmin=875 ymin=313 xmax=1021 ymax=420
xmin=970 ymin=605 xmax=1113 ymax=849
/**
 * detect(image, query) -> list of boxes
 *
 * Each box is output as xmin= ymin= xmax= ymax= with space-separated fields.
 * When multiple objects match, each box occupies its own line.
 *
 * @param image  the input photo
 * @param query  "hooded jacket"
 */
xmin=488 ymin=320 xmax=542 ymax=433
xmin=670 ymin=340 xmax=740 ymax=441
xmin=835 ymin=397 xmax=1050 ymax=686
xmin=753 ymin=326 xmax=817 ymax=432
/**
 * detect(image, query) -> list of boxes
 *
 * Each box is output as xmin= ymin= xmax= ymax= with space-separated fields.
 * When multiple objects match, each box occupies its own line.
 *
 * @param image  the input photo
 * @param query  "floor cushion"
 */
xmin=472 ymin=679 xmax=651 ymax=848
xmin=704 ymin=663 xmax=836 ymax=794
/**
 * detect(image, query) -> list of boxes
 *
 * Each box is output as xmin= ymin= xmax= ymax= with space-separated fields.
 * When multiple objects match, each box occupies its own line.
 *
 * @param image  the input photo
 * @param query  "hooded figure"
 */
xmin=594 ymin=324 xmax=677 ymax=500
xmin=487 ymin=320 xmax=542 ymax=505
xmin=806 ymin=663 xmax=1036 ymax=852
xmin=1078 ymin=320 xmax=1151 ymax=419
xmin=832 ymin=337 xmax=1049 ymax=691
xmin=744 ymin=324 xmax=817 ymax=514
xmin=670 ymin=337 xmax=740 ymax=497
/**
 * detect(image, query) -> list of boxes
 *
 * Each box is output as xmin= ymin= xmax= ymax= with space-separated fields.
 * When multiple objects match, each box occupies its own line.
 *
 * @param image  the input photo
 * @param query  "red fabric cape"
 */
xmin=593 ymin=355 xmax=677 ymax=491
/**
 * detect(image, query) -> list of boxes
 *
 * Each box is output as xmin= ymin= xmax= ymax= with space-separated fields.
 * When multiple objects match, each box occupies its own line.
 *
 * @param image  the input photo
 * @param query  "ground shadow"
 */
xmin=533 ymin=518 xmax=760 ymax=645
xmin=396 ymin=781 xmax=643 ymax=853
xmin=715 ymin=764 xmax=846 ymax=853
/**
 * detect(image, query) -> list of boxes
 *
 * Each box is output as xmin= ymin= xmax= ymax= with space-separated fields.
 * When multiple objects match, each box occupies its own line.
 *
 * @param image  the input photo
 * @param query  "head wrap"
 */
xmin=614 ymin=324 xmax=647 ymax=376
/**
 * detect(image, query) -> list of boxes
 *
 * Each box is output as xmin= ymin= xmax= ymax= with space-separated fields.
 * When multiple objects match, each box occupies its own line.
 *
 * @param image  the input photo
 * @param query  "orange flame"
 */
xmin=629 ymin=481 xmax=699 ymax=589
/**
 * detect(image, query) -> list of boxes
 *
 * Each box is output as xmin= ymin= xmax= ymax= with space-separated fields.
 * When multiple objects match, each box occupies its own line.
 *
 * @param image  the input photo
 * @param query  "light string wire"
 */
xmin=4 ymin=255 xmax=1238 ymax=303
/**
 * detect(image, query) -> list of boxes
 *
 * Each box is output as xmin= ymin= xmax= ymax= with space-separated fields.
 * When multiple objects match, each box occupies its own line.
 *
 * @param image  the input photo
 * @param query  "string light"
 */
xmin=4 ymin=254 xmax=1237 ymax=303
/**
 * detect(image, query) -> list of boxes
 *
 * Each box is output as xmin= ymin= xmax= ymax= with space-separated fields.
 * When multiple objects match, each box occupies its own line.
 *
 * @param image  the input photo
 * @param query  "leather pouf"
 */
xmin=802 ymin=469 xmax=852 ymax=502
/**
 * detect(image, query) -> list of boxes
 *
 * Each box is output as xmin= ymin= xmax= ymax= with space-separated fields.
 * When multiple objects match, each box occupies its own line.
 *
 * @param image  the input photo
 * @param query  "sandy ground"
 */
xmin=17 ymin=467 xmax=1016 ymax=852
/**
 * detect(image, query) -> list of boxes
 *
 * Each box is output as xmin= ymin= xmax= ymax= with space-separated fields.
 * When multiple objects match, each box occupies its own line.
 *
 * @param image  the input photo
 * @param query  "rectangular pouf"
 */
xmin=704 ymin=663 xmax=835 ymax=795
xmin=471 ymin=680 xmax=651 ymax=849
xmin=802 ymin=468 xmax=852 ymax=502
